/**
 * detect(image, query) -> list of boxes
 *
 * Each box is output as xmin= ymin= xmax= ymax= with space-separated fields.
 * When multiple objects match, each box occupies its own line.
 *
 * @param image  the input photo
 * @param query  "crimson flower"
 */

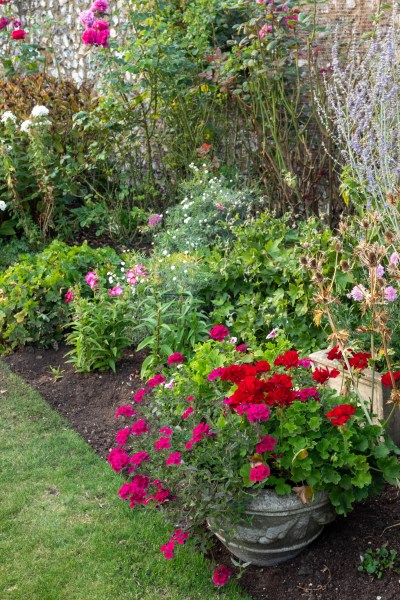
xmin=274 ymin=350 xmax=299 ymax=369
xmin=326 ymin=404 xmax=356 ymax=426
xmin=327 ymin=346 xmax=343 ymax=361
xmin=209 ymin=324 xmax=230 ymax=341
xmin=212 ymin=565 xmax=232 ymax=587
xmin=249 ymin=463 xmax=271 ymax=482
xmin=167 ymin=352 xmax=186 ymax=365
xmin=312 ymin=367 xmax=340 ymax=384
xmin=347 ymin=352 xmax=371 ymax=371
xmin=381 ymin=371 xmax=400 ymax=387
xmin=11 ymin=29 xmax=26 ymax=40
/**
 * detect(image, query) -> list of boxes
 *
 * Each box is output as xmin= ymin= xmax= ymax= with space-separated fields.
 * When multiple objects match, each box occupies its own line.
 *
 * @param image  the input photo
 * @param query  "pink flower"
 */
xmin=245 ymin=404 xmax=271 ymax=423
xmin=80 ymin=9 xmax=96 ymax=28
xmin=159 ymin=426 xmax=173 ymax=436
xmin=116 ymin=426 xmax=131 ymax=446
xmin=115 ymin=405 xmax=136 ymax=418
xmin=131 ymin=419 xmax=148 ymax=436
xmin=212 ymin=565 xmax=232 ymax=587
xmin=82 ymin=28 xmax=97 ymax=45
xmin=108 ymin=285 xmax=124 ymax=297
xmin=91 ymin=0 xmax=109 ymax=12
xmin=256 ymin=435 xmax=277 ymax=454
xmin=259 ymin=24 xmax=272 ymax=38
xmin=130 ymin=451 xmax=150 ymax=467
xmin=294 ymin=387 xmax=320 ymax=402
xmin=186 ymin=422 xmax=214 ymax=449
xmin=207 ymin=367 xmax=223 ymax=381
xmin=85 ymin=271 xmax=99 ymax=289
xmin=187 ymin=395 xmax=195 ymax=403
xmin=266 ymin=328 xmax=278 ymax=339
xmin=215 ymin=203 xmax=225 ymax=211
xmin=171 ymin=529 xmax=189 ymax=545
xmin=377 ymin=264 xmax=385 ymax=277
xmin=166 ymin=452 xmax=182 ymax=465
xmin=108 ymin=447 xmax=130 ymax=472
xmin=390 ymin=252 xmax=399 ymax=265
xmin=209 ymin=325 xmax=230 ymax=341
xmin=181 ymin=406 xmax=194 ymax=419
xmin=154 ymin=437 xmax=172 ymax=451
xmin=133 ymin=388 xmax=148 ymax=403
xmin=126 ymin=270 xmax=137 ymax=285
xmin=93 ymin=19 xmax=109 ymax=31
xmin=134 ymin=264 xmax=147 ymax=276
xmin=64 ymin=289 xmax=74 ymax=304
xmin=298 ymin=358 xmax=313 ymax=369
xmin=384 ymin=286 xmax=397 ymax=302
xmin=148 ymin=213 xmax=163 ymax=226
xmin=249 ymin=464 xmax=271 ymax=482
xmin=147 ymin=374 xmax=166 ymax=388
xmin=0 ymin=18 xmax=9 ymax=30
xmin=11 ymin=29 xmax=27 ymax=40
xmin=348 ymin=285 xmax=366 ymax=301
xmin=160 ymin=540 xmax=175 ymax=560
xmin=167 ymin=352 xmax=186 ymax=365
xmin=236 ymin=344 xmax=247 ymax=353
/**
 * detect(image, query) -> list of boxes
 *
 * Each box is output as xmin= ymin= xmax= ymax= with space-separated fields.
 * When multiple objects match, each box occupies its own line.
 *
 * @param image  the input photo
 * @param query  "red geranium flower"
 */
xmin=209 ymin=325 xmax=229 ymax=341
xmin=312 ymin=367 xmax=340 ymax=384
xmin=381 ymin=371 xmax=400 ymax=387
xmin=327 ymin=346 xmax=343 ymax=361
xmin=347 ymin=351 xmax=371 ymax=371
xmin=274 ymin=350 xmax=299 ymax=369
xmin=326 ymin=404 xmax=356 ymax=426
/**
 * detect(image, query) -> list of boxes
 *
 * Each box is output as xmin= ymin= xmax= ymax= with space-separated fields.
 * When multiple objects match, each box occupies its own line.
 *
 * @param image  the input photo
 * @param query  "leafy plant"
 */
xmin=48 ymin=365 xmax=64 ymax=382
xmin=358 ymin=546 xmax=399 ymax=579
xmin=0 ymin=240 xmax=120 ymax=352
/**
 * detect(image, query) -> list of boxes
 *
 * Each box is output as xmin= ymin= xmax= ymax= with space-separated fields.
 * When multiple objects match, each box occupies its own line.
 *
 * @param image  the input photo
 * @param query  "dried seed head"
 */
xmin=367 ymin=251 xmax=378 ymax=267
xmin=300 ymin=256 xmax=308 ymax=267
xmin=340 ymin=260 xmax=350 ymax=272
xmin=361 ymin=220 xmax=370 ymax=230
xmin=386 ymin=192 xmax=397 ymax=205
xmin=315 ymin=271 xmax=324 ymax=283
xmin=389 ymin=389 xmax=400 ymax=406
xmin=334 ymin=240 xmax=342 ymax=252
xmin=384 ymin=230 xmax=395 ymax=243
xmin=309 ymin=258 xmax=318 ymax=270
xmin=338 ymin=221 xmax=348 ymax=234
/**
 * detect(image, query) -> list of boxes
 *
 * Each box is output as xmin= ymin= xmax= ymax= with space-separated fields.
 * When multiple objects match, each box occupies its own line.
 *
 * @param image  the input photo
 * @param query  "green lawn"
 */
xmin=0 ymin=362 xmax=249 ymax=600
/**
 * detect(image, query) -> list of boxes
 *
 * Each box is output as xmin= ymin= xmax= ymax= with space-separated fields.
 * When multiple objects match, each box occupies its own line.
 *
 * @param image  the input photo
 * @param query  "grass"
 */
xmin=0 ymin=362 xmax=249 ymax=600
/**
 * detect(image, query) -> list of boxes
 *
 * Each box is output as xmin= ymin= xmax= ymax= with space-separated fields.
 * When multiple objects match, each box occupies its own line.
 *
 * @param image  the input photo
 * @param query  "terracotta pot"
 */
xmin=209 ymin=490 xmax=335 ymax=566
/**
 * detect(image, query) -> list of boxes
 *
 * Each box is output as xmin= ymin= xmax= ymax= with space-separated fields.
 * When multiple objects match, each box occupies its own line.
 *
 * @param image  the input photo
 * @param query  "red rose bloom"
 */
xmin=381 ymin=371 xmax=400 ymax=387
xmin=326 ymin=404 xmax=356 ymax=426
xmin=327 ymin=346 xmax=343 ymax=361
xmin=312 ymin=367 xmax=340 ymax=384
xmin=274 ymin=350 xmax=299 ymax=369
xmin=11 ymin=29 xmax=27 ymax=40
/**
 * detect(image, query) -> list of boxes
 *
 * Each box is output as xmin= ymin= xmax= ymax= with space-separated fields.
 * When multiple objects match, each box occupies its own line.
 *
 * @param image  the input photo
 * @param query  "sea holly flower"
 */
xmin=326 ymin=404 xmax=356 ymax=426
xmin=212 ymin=565 xmax=232 ymax=587
xmin=249 ymin=464 xmax=271 ymax=482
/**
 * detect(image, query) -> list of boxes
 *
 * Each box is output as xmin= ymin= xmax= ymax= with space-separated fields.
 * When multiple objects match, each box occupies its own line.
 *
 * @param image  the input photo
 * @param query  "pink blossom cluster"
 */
xmin=160 ymin=529 xmax=189 ymax=560
xmin=85 ymin=271 xmax=99 ymax=289
xmin=185 ymin=422 xmax=214 ymax=450
xmin=80 ymin=1 xmax=110 ymax=48
xmin=126 ymin=264 xmax=148 ymax=285
xmin=148 ymin=213 xmax=163 ymax=227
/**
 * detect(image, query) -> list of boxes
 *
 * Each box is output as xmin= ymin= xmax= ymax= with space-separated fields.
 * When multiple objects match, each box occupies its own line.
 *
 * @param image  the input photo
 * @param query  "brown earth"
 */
xmin=3 ymin=346 xmax=400 ymax=600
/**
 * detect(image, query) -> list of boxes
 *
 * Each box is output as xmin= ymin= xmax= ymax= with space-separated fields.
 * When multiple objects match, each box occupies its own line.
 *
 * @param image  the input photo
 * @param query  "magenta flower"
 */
xmin=384 ymin=286 xmax=398 ymax=302
xmin=133 ymin=388 xmax=147 ymax=403
xmin=130 ymin=451 xmax=150 ymax=467
xmin=209 ymin=324 xmax=230 ymax=341
xmin=108 ymin=447 xmax=130 ymax=472
xmin=148 ymin=213 xmax=163 ymax=226
xmin=154 ymin=437 xmax=172 ymax=451
xmin=85 ymin=271 xmax=99 ymax=289
xmin=160 ymin=540 xmax=175 ymax=560
xmin=114 ymin=405 xmax=135 ymax=418
xmin=245 ymin=404 xmax=271 ymax=423
xmin=64 ymin=289 xmax=74 ymax=304
xmin=166 ymin=452 xmax=182 ymax=466
xmin=82 ymin=28 xmax=97 ymax=45
xmin=348 ymin=285 xmax=366 ymax=301
xmin=181 ymin=406 xmax=194 ymax=419
xmin=115 ymin=426 xmax=131 ymax=446
xmin=159 ymin=426 xmax=173 ymax=436
xmin=147 ymin=374 xmax=166 ymax=388
xmin=249 ymin=463 xmax=271 ymax=482
xmin=207 ymin=367 xmax=223 ymax=381
xmin=131 ymin=419 xmax=149 ymax=436
xmin=108 ymin=285 xmax=124 ymax=296
xmin=91 ymin=0 xmax=109 ymax=12
xmin=215 ymin=203 xmax=225 ymax=211
xmin=212 ymin=565 xmax=232 ymax=587
xmin=0 ymin=18 xmax=10 ymax=31
xmin=167 ymin=352 xmax=186 ymax=365
xmin=256 ymin=435 xmax=277 ymax=454
xmin=266 ymin=328 xmax=278 ymax=339
xmin=235 ymin=344 xmax=247 ymax=353
xmin=80 ymin=9 xmax=96 ymax=28
xmin=377 ymin=264 xmax=385 ymax=277
xmin=298 ymin=358 xmax=313 ymax=369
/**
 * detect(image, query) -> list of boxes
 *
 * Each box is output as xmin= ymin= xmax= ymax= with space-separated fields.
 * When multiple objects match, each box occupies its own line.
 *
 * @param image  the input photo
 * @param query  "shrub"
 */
xmin=201 ymin=213 xmax=339 ymax=353
xmin=0 ymin=240 xmax=120 ymax=352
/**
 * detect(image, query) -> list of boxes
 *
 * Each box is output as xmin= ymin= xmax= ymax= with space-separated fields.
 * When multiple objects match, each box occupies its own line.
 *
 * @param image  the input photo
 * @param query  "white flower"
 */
xmin=171 ymin=265 xmax=176 ymax=270
xmin=31 ymin=105 xmax=49 ymax=118
xmin=1 ymin=111 xmax=16 ymax=125
xmin=20 ymin=119 xmax=32 ymax=133
xmin=0 ymin=200 xmax=7 ymax=211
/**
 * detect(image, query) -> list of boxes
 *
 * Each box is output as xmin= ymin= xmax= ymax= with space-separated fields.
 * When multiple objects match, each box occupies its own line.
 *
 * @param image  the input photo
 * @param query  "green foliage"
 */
xmin=135 ymin=293 xmax=211 ymax=377
xmin=201 ymin=213 xmax=335 ymax=352
xmin=65 ymin=289 xmax=133 ymax=373
xmin=155 ymin=167 xmax=265 ymax=253
xmin=358 ymin=546 xmax=400 ymax=579
xmin=0 ymin=240 xmax=120 ymax=352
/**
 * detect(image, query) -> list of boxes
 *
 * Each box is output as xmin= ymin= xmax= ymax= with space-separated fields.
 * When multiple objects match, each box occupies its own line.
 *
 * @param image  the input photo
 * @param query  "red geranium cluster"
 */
xmin=326 ymin=404 xmax=356 ymax=427
xmin=381 ymin=371 xmax=400 ymax=387
xmin=327 ymin=346 xmax=371 ymax=371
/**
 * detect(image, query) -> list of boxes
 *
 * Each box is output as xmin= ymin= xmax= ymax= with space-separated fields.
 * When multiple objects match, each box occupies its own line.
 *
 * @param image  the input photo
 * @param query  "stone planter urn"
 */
xmin=209 ymin=490 xmax=335 ymax=566
xmin=309 ymin=350 xmax=400 ymax=445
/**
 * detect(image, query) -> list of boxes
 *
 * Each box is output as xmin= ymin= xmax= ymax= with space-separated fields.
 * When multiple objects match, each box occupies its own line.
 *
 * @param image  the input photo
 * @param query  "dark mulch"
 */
xmin=3 ymin=346 xmax=400 ymax=600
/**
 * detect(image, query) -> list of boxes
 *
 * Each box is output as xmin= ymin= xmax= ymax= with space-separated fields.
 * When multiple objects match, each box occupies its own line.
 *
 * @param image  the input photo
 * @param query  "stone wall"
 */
xmin=2 ymin=1 xmax=385 ymax=82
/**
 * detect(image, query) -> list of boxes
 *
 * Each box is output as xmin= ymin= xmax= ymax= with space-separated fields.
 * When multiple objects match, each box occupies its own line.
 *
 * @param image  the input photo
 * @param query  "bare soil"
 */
xmin=3 ymin=346 xmax=400 ymax=600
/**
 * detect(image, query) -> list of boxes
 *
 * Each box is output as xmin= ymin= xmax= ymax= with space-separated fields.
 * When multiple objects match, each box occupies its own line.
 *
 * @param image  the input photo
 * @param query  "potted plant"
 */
xmin=108 ymin=327 xmax=400 ymax=582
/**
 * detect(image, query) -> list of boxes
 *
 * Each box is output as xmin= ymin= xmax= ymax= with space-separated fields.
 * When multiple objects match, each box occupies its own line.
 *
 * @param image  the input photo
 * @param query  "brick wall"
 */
xmin=0 ymin=1 xmax=385 ymax=82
